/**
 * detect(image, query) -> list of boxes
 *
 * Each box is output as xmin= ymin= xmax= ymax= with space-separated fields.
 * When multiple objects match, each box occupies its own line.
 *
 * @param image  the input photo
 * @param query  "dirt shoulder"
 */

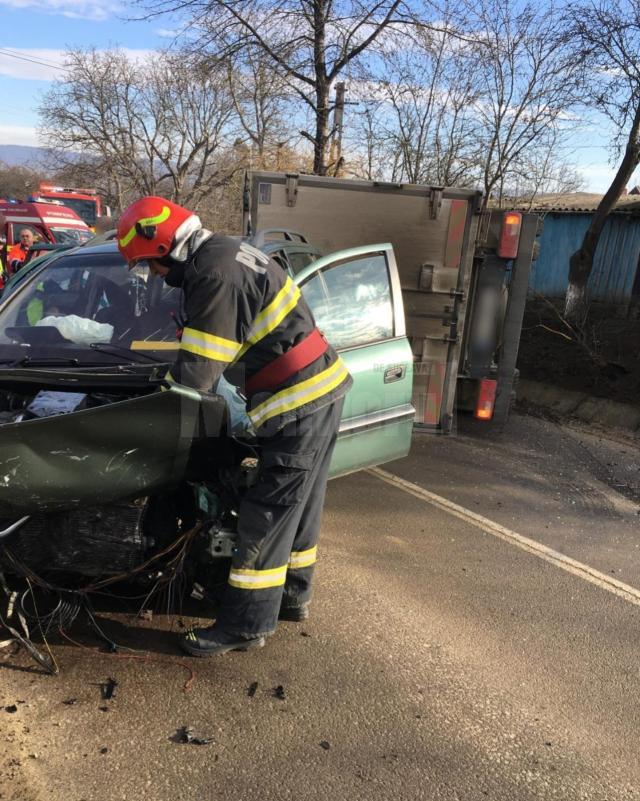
xmin=517 ymin=299 xmax=640 ymax=408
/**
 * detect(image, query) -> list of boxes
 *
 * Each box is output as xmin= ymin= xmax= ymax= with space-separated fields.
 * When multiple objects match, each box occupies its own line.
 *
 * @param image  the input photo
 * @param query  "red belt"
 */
xmin=244 ymin=328 xmax=329 ymax=396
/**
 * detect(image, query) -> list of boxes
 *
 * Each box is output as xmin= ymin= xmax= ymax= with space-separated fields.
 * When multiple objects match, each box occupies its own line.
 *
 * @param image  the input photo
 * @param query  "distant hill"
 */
xmin=0 ymin=144 xmax=53 ymax=169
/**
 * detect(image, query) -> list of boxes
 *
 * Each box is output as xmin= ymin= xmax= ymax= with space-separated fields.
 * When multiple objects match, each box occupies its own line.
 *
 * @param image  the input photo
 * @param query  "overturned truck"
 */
xmin=243 ymin=171 xmax=539 ymax=430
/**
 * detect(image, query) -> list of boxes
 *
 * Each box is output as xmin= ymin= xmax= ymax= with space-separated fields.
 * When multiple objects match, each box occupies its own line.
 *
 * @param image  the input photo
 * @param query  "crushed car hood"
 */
xmin=0 ymin=374 xmax=227 ymax=517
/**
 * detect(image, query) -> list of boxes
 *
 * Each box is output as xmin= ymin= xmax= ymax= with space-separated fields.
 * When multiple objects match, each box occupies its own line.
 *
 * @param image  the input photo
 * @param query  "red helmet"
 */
xmin=117 ymin=196 xmax=194 ymax=265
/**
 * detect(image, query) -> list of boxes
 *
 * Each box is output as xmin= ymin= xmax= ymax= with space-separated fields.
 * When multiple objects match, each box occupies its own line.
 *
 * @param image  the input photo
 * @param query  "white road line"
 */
xmin=368 ymin=466 xmax=640 ymax=609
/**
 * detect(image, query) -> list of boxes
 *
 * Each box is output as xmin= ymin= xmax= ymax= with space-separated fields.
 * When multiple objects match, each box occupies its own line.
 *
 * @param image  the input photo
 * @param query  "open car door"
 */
xmin=293 ymin=243 xmax=414 ymax=477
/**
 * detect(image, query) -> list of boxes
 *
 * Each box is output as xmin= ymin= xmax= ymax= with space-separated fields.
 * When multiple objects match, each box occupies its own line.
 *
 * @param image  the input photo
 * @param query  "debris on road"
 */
xmin=320 ymin=741 xmax=331 ymax=750
xmin=172 ymin=726 xmax=214 ymax=746
xmin=100 ymin=747 xmax=109 ymax=755
xmin=300 ymin=631 xmax=311 ymax=638
xmin=101 ymin=678 xmax=118 ymax=700
xmin=62 ymin=698 xmax=78 ymax=706
xmin=247 ymin=681 xmax=258 ymax=697
xmin=272 ymin=685 xmax=286 ymax=700
xmin=5 ymin=704 xmax=18 ymax=713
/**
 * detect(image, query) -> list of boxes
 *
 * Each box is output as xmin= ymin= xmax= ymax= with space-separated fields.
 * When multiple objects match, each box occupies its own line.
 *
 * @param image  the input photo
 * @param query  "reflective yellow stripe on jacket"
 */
xmin=180 ymin=326 xmax=241 ymax=363
xmin=228 ymin=564 xmax=288 ymax=590
xmin=248 ymin=357 xmax=350 ymax=429
xmin=237 ymin=276 xmax=301 ymax=358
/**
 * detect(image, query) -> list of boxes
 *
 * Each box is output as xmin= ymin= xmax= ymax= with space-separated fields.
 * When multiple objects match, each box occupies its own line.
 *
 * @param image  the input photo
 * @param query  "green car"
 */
xmin=0 ymin=239 xmax=414 ymax=527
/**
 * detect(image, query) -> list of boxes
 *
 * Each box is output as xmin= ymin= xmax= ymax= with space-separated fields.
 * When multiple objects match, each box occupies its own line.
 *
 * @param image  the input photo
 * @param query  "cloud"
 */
xmin=0 ymin=124 xmax=40 ymax=146
xmin=0 ymin=47 xmax=155 ymax=81
xmin=0 ymin=0 xmax=120 ymax=21
xmin=0 ymin=48 xmax=68 ymax=81
xmin=576 ymin=162 xmax=630 ymax=193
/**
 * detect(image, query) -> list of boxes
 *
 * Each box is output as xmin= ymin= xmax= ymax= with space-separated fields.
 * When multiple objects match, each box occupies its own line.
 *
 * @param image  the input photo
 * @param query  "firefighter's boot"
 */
xmin=180 ymin=625 xmax=265 ymax=657
xmin=278 ymin=603 xmax=310 ymax=622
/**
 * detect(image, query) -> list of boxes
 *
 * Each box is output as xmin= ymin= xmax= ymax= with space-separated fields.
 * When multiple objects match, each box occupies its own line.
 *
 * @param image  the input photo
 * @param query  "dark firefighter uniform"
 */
xmin=168 ymin=234 xmax=352 ymax=637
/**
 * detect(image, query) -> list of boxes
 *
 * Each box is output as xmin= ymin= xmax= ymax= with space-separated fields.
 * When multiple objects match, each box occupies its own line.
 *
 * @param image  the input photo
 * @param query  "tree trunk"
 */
xmin=565 ymin=103 xmax=640 ymax=320
xmin=313 ymin=80 xmax=330 ymax=175
xmin=312 ymin=0 xmax=329 ymax=175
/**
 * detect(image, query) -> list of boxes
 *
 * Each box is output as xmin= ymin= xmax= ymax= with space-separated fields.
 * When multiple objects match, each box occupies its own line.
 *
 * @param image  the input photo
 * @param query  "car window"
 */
xmin=301 ymin=252 xmax=394 ymax=349
xmin=50 ymin=227 xmax=93 ymax=245
xmin=287 ymin=251 xmax=316 ymax=275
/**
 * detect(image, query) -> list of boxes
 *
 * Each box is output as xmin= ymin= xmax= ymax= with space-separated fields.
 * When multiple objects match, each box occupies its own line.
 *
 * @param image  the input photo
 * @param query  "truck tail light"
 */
xmin=475 ymin=378 xmax=497 ymax=420
xmin=498 ymin=211 xmax=522 ymax=259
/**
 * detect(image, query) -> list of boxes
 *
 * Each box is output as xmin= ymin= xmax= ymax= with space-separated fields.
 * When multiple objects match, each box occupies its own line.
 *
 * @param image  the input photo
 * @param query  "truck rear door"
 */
xmin=246 ymin=172 xmax=482 ymax=432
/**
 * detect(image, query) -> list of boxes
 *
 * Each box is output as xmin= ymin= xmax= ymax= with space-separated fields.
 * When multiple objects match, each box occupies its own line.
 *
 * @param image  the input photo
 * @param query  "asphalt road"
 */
xmin=1 ymin=411 xmax=640 ymax=801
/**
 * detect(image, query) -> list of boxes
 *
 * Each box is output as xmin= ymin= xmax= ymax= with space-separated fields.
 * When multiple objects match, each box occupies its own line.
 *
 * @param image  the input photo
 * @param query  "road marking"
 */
xmin=368 ymin=467 xmax=640 ymax=609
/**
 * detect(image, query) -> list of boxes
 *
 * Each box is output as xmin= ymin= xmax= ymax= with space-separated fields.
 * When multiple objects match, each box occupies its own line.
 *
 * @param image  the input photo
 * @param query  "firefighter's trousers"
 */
xmin=215 ymin=397 xmax=344 ymax=637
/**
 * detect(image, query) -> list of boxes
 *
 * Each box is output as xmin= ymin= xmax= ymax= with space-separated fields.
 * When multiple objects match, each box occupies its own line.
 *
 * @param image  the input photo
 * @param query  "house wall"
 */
xmin=529 ymin=212 xmax=640 ymax=304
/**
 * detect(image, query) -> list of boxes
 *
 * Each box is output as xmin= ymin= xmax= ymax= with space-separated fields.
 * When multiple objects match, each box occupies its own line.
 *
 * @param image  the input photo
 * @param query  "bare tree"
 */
xmin=139 ymin=0 xmax=412 ymax=175
xmin=39 ymin=48 xmax=239 ymax=213
xmin=462 ymin=0 xmax=580 ymax=209
xmin=226 ymin=48 xmax=291 ymax=168
xmin=501 ymin=132 xmax=584 ymax=210
xmin=0 ymin=162 xmax=44 ymax=200
xmin=354 ymin=26 xmax=482 ymax=186
xmin=564 ymin=0 xmax=640 ymax=320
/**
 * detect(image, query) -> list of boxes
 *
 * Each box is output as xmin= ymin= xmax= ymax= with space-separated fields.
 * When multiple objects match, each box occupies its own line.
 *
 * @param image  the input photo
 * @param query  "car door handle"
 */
xmin=383 ymin=365 xmax=406 ymax=383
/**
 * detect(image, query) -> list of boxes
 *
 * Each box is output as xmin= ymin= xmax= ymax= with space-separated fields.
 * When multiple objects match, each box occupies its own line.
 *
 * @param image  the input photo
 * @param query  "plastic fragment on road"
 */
xmin=172 ymin=726 xmax=214 ymax=745
xmin=320 ymin=741 xmax=331 ymax=750
xmin=101 ymin=677 xmax=118 ymax=700
xmin=247 ymin=681 xmax=258 ymax=697
xmin=5 ymin=704 xmax=17 ymax=713
xmin=272 ymin=685 xmax=286 ymax=700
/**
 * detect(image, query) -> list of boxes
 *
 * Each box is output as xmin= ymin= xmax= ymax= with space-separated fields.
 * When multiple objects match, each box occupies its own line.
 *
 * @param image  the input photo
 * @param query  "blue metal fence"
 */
xmin=529 ymin=212 xmax=640 ymax=303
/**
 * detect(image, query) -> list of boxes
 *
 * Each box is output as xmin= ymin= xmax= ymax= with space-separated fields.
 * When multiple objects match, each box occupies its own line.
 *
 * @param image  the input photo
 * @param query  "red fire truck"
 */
xmin=35 ymin=184 xmax=111 ymax=230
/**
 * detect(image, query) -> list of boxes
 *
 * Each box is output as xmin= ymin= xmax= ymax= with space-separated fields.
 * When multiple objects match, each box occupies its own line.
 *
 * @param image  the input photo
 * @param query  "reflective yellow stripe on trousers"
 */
xmin=289 ymin=546 xmax=317 ymax=569
xmin=228 ymin=564 xmax=288 ymax=590
xmin=249 ymin=357 xmax=350 ymax=428
xmin=180 ymin=326 xmax=241 ymax=363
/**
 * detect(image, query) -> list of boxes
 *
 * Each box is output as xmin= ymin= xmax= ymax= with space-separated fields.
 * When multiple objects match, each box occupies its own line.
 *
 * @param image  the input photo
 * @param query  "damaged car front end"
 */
xmin=0 ymin=238 xmax=415 ymax=668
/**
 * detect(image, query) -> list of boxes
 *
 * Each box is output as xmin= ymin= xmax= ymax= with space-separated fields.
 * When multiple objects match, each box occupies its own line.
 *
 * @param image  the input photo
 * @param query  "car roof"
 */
xmin=64 ymin=240 xmax=121 ymax=258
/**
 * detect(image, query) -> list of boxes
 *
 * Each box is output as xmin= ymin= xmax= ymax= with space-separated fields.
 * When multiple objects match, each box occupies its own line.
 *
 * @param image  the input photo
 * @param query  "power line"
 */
xmin=0 ymin=48 xmax=68 ymax=72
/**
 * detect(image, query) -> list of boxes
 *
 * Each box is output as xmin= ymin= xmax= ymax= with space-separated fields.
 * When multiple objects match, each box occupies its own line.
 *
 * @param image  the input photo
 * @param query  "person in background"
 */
xmin=7 ymin=229 xmax=35 ymax=275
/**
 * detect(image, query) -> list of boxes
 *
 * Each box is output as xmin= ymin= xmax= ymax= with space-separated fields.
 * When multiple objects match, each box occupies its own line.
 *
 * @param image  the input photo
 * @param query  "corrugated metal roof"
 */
xmin=510 ymin=192 xmax=640 ymax=215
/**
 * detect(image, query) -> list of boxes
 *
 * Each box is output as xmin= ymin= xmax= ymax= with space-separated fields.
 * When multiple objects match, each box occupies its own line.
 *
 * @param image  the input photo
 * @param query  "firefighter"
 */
xmin=7 ymin=228 xmax=35 ymax=275
xmin=117 ymin=197 xmax=352 ymax=657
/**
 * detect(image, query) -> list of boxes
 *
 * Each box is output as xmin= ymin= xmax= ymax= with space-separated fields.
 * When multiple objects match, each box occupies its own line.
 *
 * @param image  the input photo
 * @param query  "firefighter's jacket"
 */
xmin=168 ymin=234 xmax=352 ymax=432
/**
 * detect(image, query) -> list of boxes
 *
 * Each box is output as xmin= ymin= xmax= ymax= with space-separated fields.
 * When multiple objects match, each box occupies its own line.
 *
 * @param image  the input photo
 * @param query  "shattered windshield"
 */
xmin=50 ymin=227 xmax=94 ymax=245
xmin=0 ymin=251 xmax=182 ymax=357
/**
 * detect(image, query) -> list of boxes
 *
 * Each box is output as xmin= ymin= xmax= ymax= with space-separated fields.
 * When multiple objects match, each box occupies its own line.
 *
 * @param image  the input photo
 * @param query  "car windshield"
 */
xmin=0 ymin=251 xmax=181 ymax=359
xmin=50 ymin=227 xmax=94 ymax=245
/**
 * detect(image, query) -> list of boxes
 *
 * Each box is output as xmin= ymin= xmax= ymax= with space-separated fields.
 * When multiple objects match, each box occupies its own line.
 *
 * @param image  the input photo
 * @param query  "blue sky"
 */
xmin=0 ymin=0 xmax=631 ymax=194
